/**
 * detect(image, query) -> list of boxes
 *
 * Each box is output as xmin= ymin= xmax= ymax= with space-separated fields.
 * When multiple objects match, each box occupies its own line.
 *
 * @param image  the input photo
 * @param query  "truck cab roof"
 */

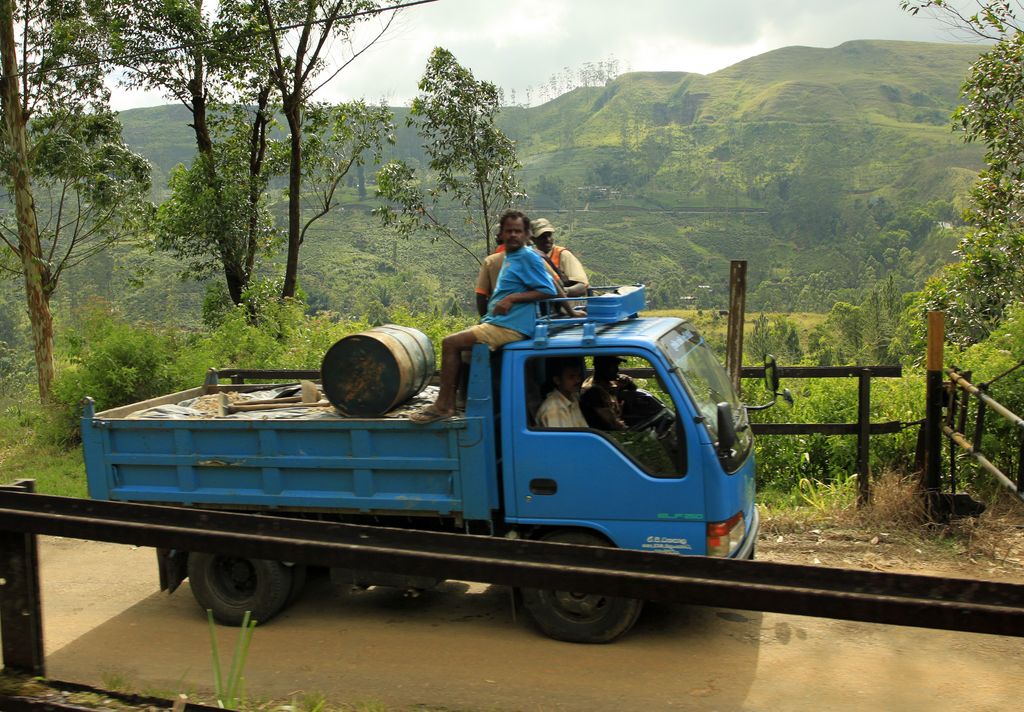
xmin=504 ymin=284 xmax=693 ymax=353
xmin=504 ymin=315 xmax=689 ymax=353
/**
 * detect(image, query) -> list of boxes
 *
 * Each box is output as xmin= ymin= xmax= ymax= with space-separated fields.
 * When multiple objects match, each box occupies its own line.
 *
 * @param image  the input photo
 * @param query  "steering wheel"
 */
xmin=626 ymin=406 xmax=673 ymax=433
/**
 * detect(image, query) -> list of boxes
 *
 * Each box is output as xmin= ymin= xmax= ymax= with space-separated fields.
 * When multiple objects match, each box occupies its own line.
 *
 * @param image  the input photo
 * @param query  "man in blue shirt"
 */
xmin=411 ymin=210 xmax=557 ymax=424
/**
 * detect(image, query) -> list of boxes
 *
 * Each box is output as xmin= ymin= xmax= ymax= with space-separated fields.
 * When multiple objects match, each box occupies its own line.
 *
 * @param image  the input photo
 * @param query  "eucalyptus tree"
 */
xmin=0 ymin=0 xmax=147 ymax=401
xmin=298 ymin=99 xmax=393 ymax=246
xmin=110 ymin=0 xmax=283 ymax=306
xmin=255 ymin=0 xmax=399 ymax=299
xmin=903 ymin=1 xmax=1024 ymax=342
xmin=375 ymin=47 xmax=523 ymax=263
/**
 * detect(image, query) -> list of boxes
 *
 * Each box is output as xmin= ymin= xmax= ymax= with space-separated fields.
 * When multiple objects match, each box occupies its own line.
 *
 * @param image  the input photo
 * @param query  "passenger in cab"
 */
xmin=536 ymin=358 xmax=588 ymax=428
xmin=412 ymin=211 xmax=557 ymax=424
xmin=580 ymin=355 xmax=631 ymax=430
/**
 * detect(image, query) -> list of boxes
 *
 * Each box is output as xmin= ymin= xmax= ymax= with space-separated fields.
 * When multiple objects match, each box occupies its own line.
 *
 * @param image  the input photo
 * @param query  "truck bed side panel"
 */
xmin=83 ymin=416 xmax=495 ymax=521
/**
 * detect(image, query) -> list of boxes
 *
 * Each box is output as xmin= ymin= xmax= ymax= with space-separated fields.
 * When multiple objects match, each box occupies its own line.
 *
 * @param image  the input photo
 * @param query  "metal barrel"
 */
xmin=321 ymin=325 xmax=435 ymax=416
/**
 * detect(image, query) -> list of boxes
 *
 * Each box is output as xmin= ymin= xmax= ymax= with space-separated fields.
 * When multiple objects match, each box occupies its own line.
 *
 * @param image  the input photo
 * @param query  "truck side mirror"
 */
xmin=764 ymin=355 xmax=780 ymax=393
xmin=716 ymin=402 xmax=737 ymax=455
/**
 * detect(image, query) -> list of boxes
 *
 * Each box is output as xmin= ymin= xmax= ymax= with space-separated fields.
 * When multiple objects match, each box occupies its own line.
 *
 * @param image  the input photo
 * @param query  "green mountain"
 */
xmin=97 ymin=40 xmax=985 ymax=321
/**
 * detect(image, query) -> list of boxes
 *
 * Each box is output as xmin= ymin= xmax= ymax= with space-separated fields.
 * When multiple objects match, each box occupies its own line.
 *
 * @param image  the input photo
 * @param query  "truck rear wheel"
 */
xmin=187 ymin=553 xmax=293 ymax=625
xmin=521 ymin=530 xmax=644 ymax=644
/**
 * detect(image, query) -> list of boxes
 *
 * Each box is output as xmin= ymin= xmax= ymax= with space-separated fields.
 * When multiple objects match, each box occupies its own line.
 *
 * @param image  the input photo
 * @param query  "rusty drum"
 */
xmin=320 ymin=325 xmax=435 ymax=416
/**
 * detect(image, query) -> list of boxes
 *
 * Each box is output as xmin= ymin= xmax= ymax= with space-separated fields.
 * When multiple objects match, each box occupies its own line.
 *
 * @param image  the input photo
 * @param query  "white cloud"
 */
xmin=107 ymin=0 xmax=972 ymax=110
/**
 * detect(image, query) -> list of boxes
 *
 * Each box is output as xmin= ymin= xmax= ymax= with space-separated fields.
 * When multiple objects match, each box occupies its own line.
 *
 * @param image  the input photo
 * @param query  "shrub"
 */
xmin=751 ymin=371 xmax=923 ymax=497
xmin=49 ymin=309 xmax=179 ymax=444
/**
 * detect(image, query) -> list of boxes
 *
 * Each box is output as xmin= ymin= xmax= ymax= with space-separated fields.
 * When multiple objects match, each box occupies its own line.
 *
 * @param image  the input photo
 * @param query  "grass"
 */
xmin=1 ymin=671 xmax=403 ymax=711
xmin=759 ymin=470 xmax=1024 ymax=577
xmin=0 ymin=401 xmax=87 ymax=497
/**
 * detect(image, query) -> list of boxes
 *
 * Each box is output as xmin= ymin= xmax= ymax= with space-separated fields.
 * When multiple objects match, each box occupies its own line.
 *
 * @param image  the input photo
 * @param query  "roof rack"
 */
xmin=533 ymin=284 xmax=645 ymax=347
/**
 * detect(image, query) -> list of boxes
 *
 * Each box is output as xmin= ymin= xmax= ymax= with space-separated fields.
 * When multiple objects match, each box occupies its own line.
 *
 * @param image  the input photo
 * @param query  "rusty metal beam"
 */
xmin=0 ymin=481 xmax=43 ymax=676
xmin=0 ymin=491 xmax=1022 ymax=638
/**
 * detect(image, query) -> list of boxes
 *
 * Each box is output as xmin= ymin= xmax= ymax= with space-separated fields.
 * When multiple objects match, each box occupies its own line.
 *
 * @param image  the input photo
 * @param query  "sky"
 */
xmin=109 ymin=0 xmax=981 ymax=111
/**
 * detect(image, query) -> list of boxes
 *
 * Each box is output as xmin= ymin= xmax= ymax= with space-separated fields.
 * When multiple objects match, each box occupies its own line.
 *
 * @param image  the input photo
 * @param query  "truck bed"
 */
xmin=81 ymin=381 xmax=497 ymax=523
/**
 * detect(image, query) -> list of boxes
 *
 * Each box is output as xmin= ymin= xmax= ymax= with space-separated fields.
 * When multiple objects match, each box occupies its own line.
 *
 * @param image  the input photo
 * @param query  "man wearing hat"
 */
xmin=530 ymin=217 xmax=589 ymax=299
xmin=474 ymin=218 xmax=567 ymax=317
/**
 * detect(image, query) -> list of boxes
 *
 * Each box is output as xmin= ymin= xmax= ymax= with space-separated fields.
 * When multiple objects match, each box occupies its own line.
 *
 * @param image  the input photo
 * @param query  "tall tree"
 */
xmin=375 ymin=47 xmax=523 ymax=262
xmin=903 ymin=1 xmax=1024 ymax=343
xmin=256 ymin=0 xmax=398 ymax=299
xmin=298 ymin=100 xmax=393 ymax=245
xmin=153 ymin=103 xmax=283 ymax=306
xmin=0 ymin=0 xmax=126 ymax=401
xmin=111 ymin=0 xmax=281 ymax=306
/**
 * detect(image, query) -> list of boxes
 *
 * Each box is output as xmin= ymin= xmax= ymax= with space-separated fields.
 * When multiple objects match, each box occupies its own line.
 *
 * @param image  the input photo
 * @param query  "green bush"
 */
xmin=49 ymin=308 xmax=179 ymax=445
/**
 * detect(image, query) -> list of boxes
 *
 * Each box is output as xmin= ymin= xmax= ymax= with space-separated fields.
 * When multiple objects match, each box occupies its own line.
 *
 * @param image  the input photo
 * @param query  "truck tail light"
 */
xmin=706 ymin=511 xmax=745 ymax=557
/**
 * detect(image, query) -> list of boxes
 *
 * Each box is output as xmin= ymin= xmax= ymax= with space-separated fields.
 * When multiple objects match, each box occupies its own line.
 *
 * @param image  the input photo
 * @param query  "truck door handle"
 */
xmin=529 ymin=478 xmax=558 ymax=495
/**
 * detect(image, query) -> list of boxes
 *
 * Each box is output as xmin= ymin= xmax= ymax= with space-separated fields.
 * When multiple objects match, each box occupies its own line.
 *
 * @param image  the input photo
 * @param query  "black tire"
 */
xmin=187 ymin=552 xmax=293 ymax=625
xmin=286 ymin=563 xmax=308 ymax=604
xmin=521 ymin=530 xmax=644 ymax=644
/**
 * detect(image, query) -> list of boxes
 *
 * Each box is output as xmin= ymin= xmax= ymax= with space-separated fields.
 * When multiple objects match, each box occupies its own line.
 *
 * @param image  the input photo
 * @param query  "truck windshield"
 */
xmin=658 ymin=324 xmax=741 ymax=443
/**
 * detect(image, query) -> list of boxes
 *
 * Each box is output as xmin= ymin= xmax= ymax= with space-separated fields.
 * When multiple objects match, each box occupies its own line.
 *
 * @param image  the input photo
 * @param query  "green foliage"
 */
xmin=752 ymin=371 xmax=923 ymax=496
xmin=951 ymin=301 xmax=1024 ymax=486
xmin=154 ymin=103 xmax=284 ymax=305
xmin=797 ymin=472 xmax=857 ymax=512
xmin=376 ymin=47 xmax=523 ymax=262
xmin=48 ymin=304 xmax=179 ymax=444
xmin=805 ymin=276 xmax=908 ymax=366
xmin=906 ymin=3 xmax=1024 ymax=344
xmin=208 ymin=609 xmax=257 ymax=710
xmin=10 ymin=0 xmax=111 ymax=117
xmin=0 ymin=403 xmax=86 ymax=496
xmin=300 ymin=100 xmax=394 ymax=240
xmin=746 ymin=314 xmax=803 ymax=364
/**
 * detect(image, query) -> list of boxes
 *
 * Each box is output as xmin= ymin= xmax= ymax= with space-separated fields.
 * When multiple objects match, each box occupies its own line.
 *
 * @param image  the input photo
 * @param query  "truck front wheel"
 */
xmin=187 ymin=553 xmax=293 ymax=625
xmin=521 ymin=530 xmax=644 ymax=644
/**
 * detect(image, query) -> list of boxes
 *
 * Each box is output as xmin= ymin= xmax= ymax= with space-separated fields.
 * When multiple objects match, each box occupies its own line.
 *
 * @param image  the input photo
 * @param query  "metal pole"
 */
xmin=0 ymin=480 xmax=44 ymax=675
xmin=726 ymin=260 xmax=747 ymax=396
xmin=951 ymin=371 xmax=971 ymax=495
xmin=857 ymin=369 xmax=871 ymax=506
xmin=924 ymin=312 xmax=944 ymax=495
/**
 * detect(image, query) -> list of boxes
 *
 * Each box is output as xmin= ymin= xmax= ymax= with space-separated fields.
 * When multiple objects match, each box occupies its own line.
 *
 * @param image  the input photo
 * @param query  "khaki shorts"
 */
xmin=469 ymin=323 xmax=526 ymax=351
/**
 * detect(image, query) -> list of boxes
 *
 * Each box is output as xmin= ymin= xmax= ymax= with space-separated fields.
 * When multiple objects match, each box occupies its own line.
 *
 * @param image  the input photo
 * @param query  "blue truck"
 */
xmin=82 ymin=286 xmax=765 ymax=643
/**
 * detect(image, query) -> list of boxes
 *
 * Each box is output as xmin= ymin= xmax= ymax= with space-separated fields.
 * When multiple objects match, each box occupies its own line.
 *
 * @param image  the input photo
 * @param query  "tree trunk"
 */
xmin=188 ymin=0 xmax=213 ymax=157
xmin=281 ymin=97 xmax=302 ymax=299
xmin=245 ymin=86 xmax=271 ymax=283
xmin=0 ymin=0 xmax=54 ymax=403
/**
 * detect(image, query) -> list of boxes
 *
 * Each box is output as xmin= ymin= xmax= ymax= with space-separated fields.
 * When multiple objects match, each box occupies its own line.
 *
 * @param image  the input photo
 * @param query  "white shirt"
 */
xmin=536 ymin=389 xmax=589 ymax=429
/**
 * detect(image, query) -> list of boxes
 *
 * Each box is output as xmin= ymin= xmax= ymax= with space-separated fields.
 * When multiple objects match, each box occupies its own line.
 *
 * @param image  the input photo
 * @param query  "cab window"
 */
xmin=525 ymin=354 xmax=686 ymax=477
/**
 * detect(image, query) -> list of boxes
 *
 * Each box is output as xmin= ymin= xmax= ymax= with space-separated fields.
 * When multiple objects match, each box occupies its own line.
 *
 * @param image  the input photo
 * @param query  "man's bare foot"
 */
xmin=409 ymin=406 xmax=455 ymax=424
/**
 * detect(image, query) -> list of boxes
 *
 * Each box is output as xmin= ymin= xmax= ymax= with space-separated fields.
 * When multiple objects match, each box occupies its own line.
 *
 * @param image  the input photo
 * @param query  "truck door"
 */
xmin=504 ymin=351 xmax=707 ymax=554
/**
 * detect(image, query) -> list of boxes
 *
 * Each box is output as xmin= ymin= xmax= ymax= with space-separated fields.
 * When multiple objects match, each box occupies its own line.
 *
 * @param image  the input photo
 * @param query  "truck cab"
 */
xmin=460 ymin=284 xmax=758 ymax=641
xmin=495 ymin=315 xmax=757 ymax=559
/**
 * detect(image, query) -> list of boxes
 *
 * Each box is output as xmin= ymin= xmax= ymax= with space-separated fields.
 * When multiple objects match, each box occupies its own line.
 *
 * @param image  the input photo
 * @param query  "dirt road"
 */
xmin=29 ymin=536 xmax=1022 ymax=711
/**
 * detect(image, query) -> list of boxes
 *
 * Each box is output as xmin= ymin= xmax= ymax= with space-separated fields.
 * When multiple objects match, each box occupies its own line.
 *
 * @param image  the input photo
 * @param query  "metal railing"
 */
xmin=942 ymin=367 xmax=1024 ymax=502
xmin=3 ymin=480 xmax=1024 ymax=679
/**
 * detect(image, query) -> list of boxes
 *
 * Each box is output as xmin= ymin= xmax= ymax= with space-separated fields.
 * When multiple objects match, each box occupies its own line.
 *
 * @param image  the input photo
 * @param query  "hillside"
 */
xmin=69 ymin=41 xmax=987 ymax=324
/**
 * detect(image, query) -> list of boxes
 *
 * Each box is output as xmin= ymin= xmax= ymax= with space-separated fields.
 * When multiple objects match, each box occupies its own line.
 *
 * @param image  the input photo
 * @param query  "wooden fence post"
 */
xmin=726 ymin=260 xmax=747 ymax=396
xmin=0 ymin=479 xmax=44 ymax=676
xmin=924 ymin=311 xmax=945 ymax=495
xmin=857 ymin=369 xmax=871 ymax=505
